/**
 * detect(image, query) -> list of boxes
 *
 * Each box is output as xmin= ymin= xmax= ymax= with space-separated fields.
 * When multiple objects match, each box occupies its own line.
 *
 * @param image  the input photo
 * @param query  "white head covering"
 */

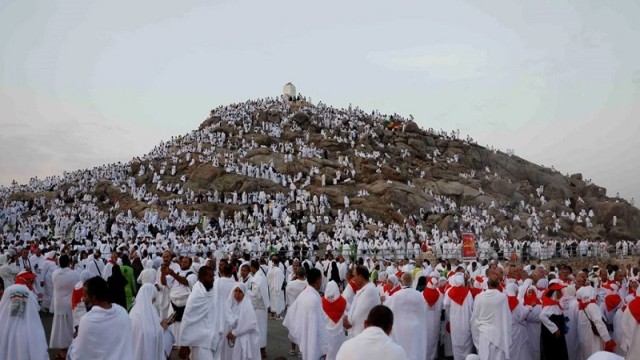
xmin=0 ymin=284 xmax=49 ymax=359
xmin=388 ymin=275 xmax=399 ymax=287
xmin=426 ymin=277 xmax=438 ymax=289
xmin=324 ymin=281 xmax=341 ymax=302
xmin=450 ymin=273 xmax=465 ymax=287
xmin=0 ymin=254 xmax=7 ymax=266
xmin=144 ymin=260 xmax=154 ymax=269
xmin=505 ymin=283 xmax=519 ymax=297
xmin=576 ymin=286 xmax=596 ymax=302
xmin=227 ymin=283 xmax=259 ymax=359
xmin=536 ymin=278 xmax=549 ymax=290
xmin=129 ymin=283 xmax=163 ymax=360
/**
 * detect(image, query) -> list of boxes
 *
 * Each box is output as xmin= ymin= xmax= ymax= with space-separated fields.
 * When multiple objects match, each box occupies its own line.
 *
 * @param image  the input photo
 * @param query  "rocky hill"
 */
xmin=4 ymin=96 xmax=639 ymax=243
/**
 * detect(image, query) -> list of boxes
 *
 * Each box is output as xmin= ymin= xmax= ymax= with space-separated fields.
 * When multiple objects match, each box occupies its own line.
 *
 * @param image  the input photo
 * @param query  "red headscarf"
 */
xmin=470 ymin=287 xmax=483 ymax=299
xmin=447 ymin=287 xmax=470 ymax=306
xmin=15 ymin=271 xmax=37 ymax=290
xmin=523 ymin=288 xmax=541 ymax=306
xmin=423 ymin=288 xmax=440 ymax=307
xmin=604 ymin=294 xmax=622 ymax=312
xmin=628 ymin=296 xmax=640 ymax=323
xmin=507 ymin=296 xmax=519 ymax=312
xmin=322 ymin=296 xmax=347 ymax=324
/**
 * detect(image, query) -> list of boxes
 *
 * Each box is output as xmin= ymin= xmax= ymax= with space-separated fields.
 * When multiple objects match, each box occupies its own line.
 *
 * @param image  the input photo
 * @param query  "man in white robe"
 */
xmin=40 ymin=251 xmax=58 ymax=312
xmin=50 ymin=255 xmax=80 ymax=356
xmin=160 ymin=255 xmax=198 ymax=346
xmin=85 ymin=252 xmax=105 ymax=279
xmin=0 ymin=283 xmax=49 ymax=360
xmin=471 ymin=274 xmax=511 ymax=360
xmin=101 ymin=251 xmax=118 ymax=281
xmin=215 ymin=261 xmax=238 ymax=307
xmin=285 ymin=267 xmax=308 ymax=356
xmin=249 ymin=261 xmax=270 ymax=358
xmin=386 ymin=273 xmax=427 ymax=360
xmin=336 ymin=305 xmax=407 ymax=360
xmin=344 ymin=266 xmax=381 ymax=337
xmin=30 ymin=248 xmax=45 ymax=299
xmin=285 ymin=267 xmax=308 ymax=307
xmin=267 ymin=255 xmax=285 ymax=318
xmin=67 ymin=276 xmax=133 ymax=360
xmin=444 ymin=273 xmax=474 ymax=360
xmin=283 ymin=268 xmax=328 ymax=360
xmin=179 ymin=266 xmax=230 ymax=360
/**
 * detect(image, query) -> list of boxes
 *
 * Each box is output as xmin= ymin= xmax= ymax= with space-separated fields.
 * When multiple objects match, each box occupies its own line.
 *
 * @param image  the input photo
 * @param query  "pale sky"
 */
xmin=1 ymin=0 xmax=639 ymax=203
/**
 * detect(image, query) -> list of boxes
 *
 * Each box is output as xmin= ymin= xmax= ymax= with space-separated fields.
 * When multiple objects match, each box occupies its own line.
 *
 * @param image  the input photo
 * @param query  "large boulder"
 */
xmin=490 ymin=178 xmax=516 ymax=197
xmin=292 ymin=111 xmax=311 ymax=128
xmin=404 ymin=121 xmax=421 ymax=134
xmin=435 ymin=180 xmax=464 ymax=196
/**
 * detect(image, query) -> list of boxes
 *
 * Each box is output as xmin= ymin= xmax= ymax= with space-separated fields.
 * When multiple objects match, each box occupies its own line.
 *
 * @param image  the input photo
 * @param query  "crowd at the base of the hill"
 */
xmin=1 ymin=238 xmax=640 ymax=360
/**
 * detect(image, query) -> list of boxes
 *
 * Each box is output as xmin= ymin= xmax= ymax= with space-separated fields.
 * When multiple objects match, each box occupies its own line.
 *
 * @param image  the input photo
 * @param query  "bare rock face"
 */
xmin=403 ymin=121 xmax=421 ymax=134
xmin=592 ymin=201 xmax=640 ymax=238
xmin=292 ymin=111 xmax=311 ymax=128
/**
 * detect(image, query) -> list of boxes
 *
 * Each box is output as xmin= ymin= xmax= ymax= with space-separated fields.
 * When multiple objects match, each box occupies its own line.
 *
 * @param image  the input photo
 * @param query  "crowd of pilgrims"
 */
xmin=0 ymin=96 xmax=636 ymax=265
xmin=1 ymin=95 xmax=639 ymax=359
xmin=1 ymin=243 xmax=640 ymax=360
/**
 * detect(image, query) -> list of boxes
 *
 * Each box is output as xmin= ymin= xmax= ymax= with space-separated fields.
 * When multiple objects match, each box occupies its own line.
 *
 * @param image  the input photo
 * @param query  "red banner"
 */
xmin=462 ymin=233 xmax=477 ymax=259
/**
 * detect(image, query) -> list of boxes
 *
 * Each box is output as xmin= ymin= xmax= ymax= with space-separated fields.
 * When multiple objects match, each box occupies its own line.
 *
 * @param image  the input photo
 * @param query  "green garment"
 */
xmin=370 ymin=268 xmax=378 ymax=283
xmin=121 ymin=265 xmax=137 ymax=310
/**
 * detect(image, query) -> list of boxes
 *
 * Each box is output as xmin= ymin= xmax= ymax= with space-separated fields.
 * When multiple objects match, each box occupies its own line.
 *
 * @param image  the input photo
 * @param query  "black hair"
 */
xmin=355 ymin=265 xmax=370 ymax=280
xmin=59 ymin=255 xmax=71 ymax=268
xmin=307 ymin=268 xmax=322 ymax=285
xmin=84 ymin=276 xmax=110 ymax=302
xmin=222 ymin=263 xmax=234 ymax=276
xmin=121 ymin=254 xmax=132 ymax=267
xmin=198 ymin=265 xmax=214 ymax=278
xmin=250 ymin=260 xmax=260 ymax=271
xmin=366 ymin=305 xmax=394 ymax=333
